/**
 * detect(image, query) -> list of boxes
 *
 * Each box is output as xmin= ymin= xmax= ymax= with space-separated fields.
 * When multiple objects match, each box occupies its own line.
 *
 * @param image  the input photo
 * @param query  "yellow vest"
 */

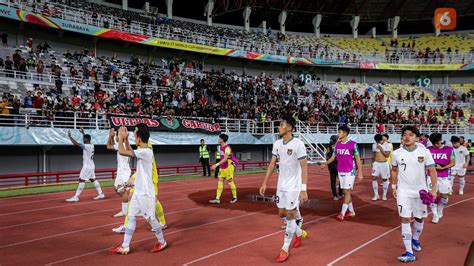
xmin=215 ymin=145 xmax=221 ymax=159
xmin=199 ymin=145 xmax=209 ymax=158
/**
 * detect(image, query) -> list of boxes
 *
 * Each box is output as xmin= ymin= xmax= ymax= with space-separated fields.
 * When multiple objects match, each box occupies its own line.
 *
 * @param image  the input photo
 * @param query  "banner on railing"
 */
xmin=375 ymin=63 xmax=472 ymax=71
xmin=108 ymin=115 xmax=221 ymax=134
xmin=0 ymin=5 xmax=345 ymax=67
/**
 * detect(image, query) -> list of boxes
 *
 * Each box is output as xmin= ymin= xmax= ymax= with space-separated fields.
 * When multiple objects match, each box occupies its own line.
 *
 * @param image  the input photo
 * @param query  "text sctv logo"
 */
xmin=434 ymin=8 xmax=456 ymax=30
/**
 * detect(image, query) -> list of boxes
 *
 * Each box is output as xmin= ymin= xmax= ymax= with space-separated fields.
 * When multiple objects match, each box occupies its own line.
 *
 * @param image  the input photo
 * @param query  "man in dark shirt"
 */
xmin=326 ymin=135 xmax=343 ymax=200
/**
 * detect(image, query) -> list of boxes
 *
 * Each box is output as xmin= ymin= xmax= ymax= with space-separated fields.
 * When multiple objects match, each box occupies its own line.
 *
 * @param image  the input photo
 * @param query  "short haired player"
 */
xmin=391 ymin=126 xmax=437 ymax=262
xmin=450 ymin=136 xmax=469 ymax=195
xmin=66 ymin=128 xmax=104 ymax=202
xmin=371 ymin=133 xmax=391 ymax=201
xmin=110 ymin=124 xmax=167 ymax=254
xmin=260 ymin=116 xmax=308 ymax=263
xmin=427 ymin=133 xmax=455 ymax=224
xmin=321 ymin=125 xmax=364 ymax=221
xmin=107 ymin=128 xmax=131 ymax=217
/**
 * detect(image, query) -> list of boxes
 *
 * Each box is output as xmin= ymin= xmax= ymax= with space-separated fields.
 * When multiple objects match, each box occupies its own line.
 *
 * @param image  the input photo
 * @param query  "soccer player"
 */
xmin=321 ymin=125 xmax=363 ymax=221
xmin=391 ymin=126 xmax=437 ymax=263
xmin=371 ymin=134 xmax=391 ymax=201
xmin=383 ymin=134 xmax=393 ymax=167
xmin=66 ymin=128 xmax=104 ymax=202
xmin=451 ymin=136 xmax=469 ymax=195
xmin=112 ymin=139 xmax=167 ymax=233
xmin=107 ymin=128 xmax=131 ymax=217
xmin=209 ymin=134 xmax=238 ymax=204
xmin=110 ymin=124 xmax=167 ymax=254
xmin=427 ymin=133 xmax=455 ymax=224
xmin=259 ymin=116 xmax=308 ymax=262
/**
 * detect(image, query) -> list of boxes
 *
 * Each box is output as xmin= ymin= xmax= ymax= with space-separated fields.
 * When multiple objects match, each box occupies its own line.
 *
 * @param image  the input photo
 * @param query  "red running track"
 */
xmin=0 ymin=166 xmax=472 ymax=266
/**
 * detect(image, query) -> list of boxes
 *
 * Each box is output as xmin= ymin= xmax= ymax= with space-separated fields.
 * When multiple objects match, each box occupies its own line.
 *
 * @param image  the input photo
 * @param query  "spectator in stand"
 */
xmin=24 ymin=91 xmax=34 ymax=108
xmin=1 ymin=32 xmax=7 ymax=47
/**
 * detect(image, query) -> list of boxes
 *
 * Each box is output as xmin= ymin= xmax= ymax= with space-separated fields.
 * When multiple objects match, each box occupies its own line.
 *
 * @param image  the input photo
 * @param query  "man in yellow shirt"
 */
xmin=210 ymin=134 xmax=238 ymax=204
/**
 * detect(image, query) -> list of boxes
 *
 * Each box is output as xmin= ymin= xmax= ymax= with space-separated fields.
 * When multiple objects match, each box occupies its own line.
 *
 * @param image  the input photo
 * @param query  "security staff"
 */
xmin=199 ymin=139 xmax=211 ymax=177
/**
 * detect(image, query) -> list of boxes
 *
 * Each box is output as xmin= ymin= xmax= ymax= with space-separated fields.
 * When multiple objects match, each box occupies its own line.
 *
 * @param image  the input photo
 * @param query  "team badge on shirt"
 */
xmin=418 ymin=156 xmax=424 ymax=163
xmin=287 ymin=149 xmax=293 ymax=156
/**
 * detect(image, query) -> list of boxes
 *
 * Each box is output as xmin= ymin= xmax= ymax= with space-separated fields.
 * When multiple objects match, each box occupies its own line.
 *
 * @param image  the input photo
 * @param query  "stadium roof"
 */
xmin=108 ymin=0 xmax=474 ymax=34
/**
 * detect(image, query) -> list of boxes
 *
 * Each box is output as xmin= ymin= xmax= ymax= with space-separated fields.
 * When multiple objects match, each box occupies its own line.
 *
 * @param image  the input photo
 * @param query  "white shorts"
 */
xmin=128 ymin=195 xmax=156 ymax=220
xmin=114 ymin=173 xmax=130 ymax=188
xmin=338 ymin=171 xmax=356 ymax=189
xmin=276 ymin=190 xmax=300 ymax=210
xmin=79 ymin=167 xmax=96 ymax=181
xmin=437 ymin=178 xmax=452 ymax=194
xmin=372 ymin=161 xmax=390 ymax=179
xmin=396 ymin=195 xmax=428 ymax=219
xmin=451 ymin=167 xmax=466 ymax=176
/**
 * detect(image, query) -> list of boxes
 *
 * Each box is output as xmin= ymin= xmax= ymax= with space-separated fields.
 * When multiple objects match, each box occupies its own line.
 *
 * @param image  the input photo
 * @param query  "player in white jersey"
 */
xmin=260 ymin=116 xmax=308 ymax=263
xmin=391 ymin=126 xmax=437 ymax=263
xmin=371 ymin=134 xmax=391 ymax=201
xmin=107 ymin=128 xmax=132 ymax=217
xmin=111 ymin=124 xmax=167 ymax=255
xmin=450 ymin=136 xmax=469 ymax=195
xmin=66 ymin=128 xmax=104 ymax=202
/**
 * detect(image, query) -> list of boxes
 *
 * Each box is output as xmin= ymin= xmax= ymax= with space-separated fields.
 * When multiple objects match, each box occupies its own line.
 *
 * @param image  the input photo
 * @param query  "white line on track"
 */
xmin=326 ymin=196 xmax=474 ymax=266
xmin=181 ymin=188 xmax=392 ymax=265
xmin=45 ymin=207 xmax=276 ymax=265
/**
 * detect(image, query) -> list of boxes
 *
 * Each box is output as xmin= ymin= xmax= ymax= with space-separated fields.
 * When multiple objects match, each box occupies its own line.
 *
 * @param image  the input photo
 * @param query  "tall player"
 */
xmin=66 ymin=128 xmax=104 ymax=202
xmin=451 ymin=136 xmax=469 ymax=195
xmin=391 ymin=126 xmax=437 ymax=262
xmin=209 ymin=134 xmax=238 ymax=204
xmin=112 ymin=139 xmax=167 ymax=233
xmin=260 ymin=116 xmax=308 ymax=263
xmin=321 ymin=125 xmax=364 ymax=221
xmin=427 ymin=133 xmax=455 ymax=224
xmin=107 ymin=128 xmax=131 ymax=217
xmin=110 ymin=124 xmax=167 ymax=254
xmin=371 ymin=134 xmax=391 ymax=201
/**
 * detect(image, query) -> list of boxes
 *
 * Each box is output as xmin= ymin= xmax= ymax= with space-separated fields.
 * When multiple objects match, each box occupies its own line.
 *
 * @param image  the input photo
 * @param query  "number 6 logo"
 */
xmin=435 ymin=8 xmax=456 ymax=30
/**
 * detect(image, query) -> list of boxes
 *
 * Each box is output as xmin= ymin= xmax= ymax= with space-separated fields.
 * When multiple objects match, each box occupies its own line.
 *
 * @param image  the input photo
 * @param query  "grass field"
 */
xmin=0 ymin=169 xmax=266 ymax=198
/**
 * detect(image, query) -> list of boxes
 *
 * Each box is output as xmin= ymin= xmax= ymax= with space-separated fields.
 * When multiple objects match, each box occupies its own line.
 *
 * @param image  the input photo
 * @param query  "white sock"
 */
xmin=93 ymin=180 xmax=103 ymax=194
xmin=459 ymin=177 xmax=465 ymax=190
xmin=122 ymin=215 xmax=136 ymax=248
xmin=430 ymin=203 xmax=438 ymax=217
xmin=121 ymin=202 xmax=128 ymax=214
xmin=341 ymin=203 xmax=349 ymax=215
xmin=372 ymin=180 xmax=379 ymax=196
xmin=74 ymin=182 xmax=85 ymax=198
xmin=439 ymin=197 xmax=448 ymax=213
xmin=282 ymin=219 xmax=297 ymax=252
xmin=295 ymin=206 xmax=302 ymax=220
xmin=348 ymin=202 xmax=355 ymax=214
xmin=382 ymin=179 xmax=389 ymax=196
xmin=413 ymin=220 xmax=424 ymax=241
xmin=401 ymin=223 xmax=413 ymax=253
xmin=149 ymin=218 xmax=166 ymax=244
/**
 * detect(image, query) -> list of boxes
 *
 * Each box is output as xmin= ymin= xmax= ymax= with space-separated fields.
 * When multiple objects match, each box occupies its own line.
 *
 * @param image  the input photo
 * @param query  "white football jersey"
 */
xmin=114 ymin=143 xmax=131 ymax=178
xmin=272 ymin=137 xmax=307 ymax=192
xmin=391 ymin=145 xmax=435 ymax=197
xmin=133 ymin=148 xmax=155 ymax=196
xmin=80 ymin=144 xmax=95 ymax=169
xmin=453 ymin=146 xmax=469 ymax=167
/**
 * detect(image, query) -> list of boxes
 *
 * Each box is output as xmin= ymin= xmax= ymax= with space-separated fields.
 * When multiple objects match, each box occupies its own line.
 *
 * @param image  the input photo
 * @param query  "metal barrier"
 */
xmin=0 ymin=161 xmax=270 ymax=188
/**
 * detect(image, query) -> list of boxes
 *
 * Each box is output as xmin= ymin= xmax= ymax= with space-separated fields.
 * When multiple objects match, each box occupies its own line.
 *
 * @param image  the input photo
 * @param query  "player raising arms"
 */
xmin=209 ymin=134 xmax=238 ymax=204
xmin=371 ymin=134 xmax=391 ymax=201
xmin=66 ymin=128 xmax=105 ymax=202
xmin=450 ymin=136 xmax=469 ymax=195
xmin=427 ymin=133 xmax=455 ymax=224
xmin=321 ymin=125 xmax=363 ymax=221
xmin=107 ymin=128 xmax=131 ymax=217
xmin=110 ymin=124 xmax=167 ymax=255
xmin=391 ymin=126 xmax=437 ymax=262
xmin=260 ymin=116 xmax=308 ymax=263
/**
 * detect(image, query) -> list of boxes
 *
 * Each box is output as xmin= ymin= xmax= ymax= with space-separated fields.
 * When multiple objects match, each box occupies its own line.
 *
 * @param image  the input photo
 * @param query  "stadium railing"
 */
xmin=0 ymin=161 xmax=270 ymax=188
xmin=0 ymin=112 xmax=471 ymax=135
xmin=2 ymin=1 xmax=473 ymax=64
